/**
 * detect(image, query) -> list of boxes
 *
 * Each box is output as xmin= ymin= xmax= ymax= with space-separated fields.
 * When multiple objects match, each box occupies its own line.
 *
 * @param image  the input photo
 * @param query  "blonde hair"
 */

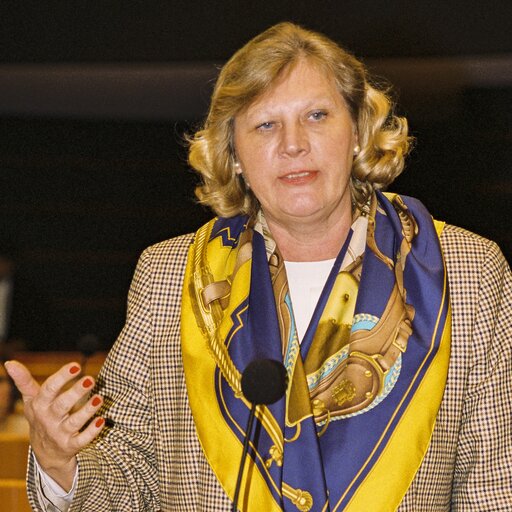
xmin=188 ymin=22 xmax=411 ymax=217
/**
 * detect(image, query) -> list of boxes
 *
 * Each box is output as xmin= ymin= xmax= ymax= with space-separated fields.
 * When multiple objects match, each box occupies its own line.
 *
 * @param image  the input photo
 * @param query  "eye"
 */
xmin=309 ymin=110 xmax=327 ymax=121
xmin=256 ymin=121 xmax=275 ymax=131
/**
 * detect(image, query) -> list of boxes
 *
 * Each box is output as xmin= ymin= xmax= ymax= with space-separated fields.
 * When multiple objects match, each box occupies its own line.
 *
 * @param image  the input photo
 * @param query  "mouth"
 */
xmin=279 ymin=170 xmax=318 ymax=183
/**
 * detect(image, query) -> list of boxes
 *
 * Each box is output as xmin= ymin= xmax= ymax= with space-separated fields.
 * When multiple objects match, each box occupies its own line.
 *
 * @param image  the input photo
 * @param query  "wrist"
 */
xmin=37 ymin=454 xmax=77 ymax=492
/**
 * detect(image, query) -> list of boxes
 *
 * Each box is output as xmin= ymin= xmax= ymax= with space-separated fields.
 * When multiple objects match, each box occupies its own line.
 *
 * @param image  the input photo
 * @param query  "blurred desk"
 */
xmin=0 ymin=479 xmax=32 ymax=512
xmin=12 ymin=352 xmax=107 ymax=383
xmin=0 ymin=434 xmax=30 ymax=511
xmin=0 ymin=434 xmax=29 ymax=479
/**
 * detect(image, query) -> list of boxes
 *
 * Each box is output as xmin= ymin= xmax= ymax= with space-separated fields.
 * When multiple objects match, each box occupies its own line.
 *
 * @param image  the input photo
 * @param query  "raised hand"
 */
xmin=4 ymin=360 xmax=105 ymax=491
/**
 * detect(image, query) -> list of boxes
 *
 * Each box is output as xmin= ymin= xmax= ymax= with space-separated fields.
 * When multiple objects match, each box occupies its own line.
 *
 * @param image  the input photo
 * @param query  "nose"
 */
xmin=279 ymin=121 xmax=310 ymax=157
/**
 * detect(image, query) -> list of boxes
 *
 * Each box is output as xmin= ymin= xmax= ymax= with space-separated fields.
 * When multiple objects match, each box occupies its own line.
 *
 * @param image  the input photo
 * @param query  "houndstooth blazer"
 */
xmin=28 ymin=224 xmax=512 ymax=511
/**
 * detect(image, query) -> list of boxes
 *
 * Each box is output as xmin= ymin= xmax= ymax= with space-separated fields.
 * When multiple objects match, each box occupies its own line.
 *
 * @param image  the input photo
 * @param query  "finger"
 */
xmin=4 ymin=360 xmax=40 ymax=401
xmin=37 ymin=362 xmax=82 ymax=406
xmin=52 ymin=376 xmax=96 ymax=417
xmin=64 ymin=395 xmax=103 ymax=433
xmin=68 ymin=415 xmax=106 ymax=453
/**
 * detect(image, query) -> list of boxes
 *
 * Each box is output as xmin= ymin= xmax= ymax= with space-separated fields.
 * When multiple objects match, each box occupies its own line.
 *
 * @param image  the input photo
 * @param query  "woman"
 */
xmin=5 ymin=22 xmax=512 ymax=511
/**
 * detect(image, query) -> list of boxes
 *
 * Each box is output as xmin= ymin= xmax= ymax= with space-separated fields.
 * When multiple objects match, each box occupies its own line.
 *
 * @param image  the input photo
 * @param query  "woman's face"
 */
xmin=234 ymin=58 xmax=357 ymax=231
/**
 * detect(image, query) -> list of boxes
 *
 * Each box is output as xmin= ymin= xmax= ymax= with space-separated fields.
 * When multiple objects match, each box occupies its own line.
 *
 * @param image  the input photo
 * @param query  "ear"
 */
xmin=353 ymin=131 xmax=360 ymax=156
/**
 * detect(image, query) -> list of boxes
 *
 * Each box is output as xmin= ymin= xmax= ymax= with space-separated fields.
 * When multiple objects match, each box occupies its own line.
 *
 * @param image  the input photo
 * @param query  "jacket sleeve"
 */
xmin=27 ymin=246 xmax=163 ymax=511
xmin=451 ymin=240 xmax=512 ymax=509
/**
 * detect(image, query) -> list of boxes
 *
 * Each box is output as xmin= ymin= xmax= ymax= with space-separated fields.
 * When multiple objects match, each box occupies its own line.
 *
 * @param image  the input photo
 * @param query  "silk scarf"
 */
xmin=181 ymin=191 xmax=451 ymax=511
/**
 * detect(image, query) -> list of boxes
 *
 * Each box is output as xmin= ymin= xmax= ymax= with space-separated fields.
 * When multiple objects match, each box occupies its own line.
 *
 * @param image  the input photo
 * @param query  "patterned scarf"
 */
xmin=181 ymin=191 xmax=451 ymax=511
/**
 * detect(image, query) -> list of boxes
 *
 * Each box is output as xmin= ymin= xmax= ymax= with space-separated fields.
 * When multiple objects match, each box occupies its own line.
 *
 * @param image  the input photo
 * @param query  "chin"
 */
xmin=281 ymin=206 xmax=325 ymax=221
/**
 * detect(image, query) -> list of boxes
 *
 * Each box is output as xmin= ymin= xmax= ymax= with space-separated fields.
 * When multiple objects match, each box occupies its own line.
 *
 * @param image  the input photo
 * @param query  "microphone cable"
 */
xmin=232 ymin=359 xmax=287 ymax=512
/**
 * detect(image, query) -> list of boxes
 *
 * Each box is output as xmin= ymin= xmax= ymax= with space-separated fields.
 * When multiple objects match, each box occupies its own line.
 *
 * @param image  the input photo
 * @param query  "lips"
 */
xmin=279 ymin=170 xmax=318 ymax=184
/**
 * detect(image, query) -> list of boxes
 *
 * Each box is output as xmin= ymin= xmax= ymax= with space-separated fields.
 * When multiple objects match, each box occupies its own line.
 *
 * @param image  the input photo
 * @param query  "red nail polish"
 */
xmin=91 ymin=396 xmax=101 ymax=407
xmin=69 ymin=365 xmax=80 ymax=375
xmin=82 ymin=378 xmax=93 ymax=388
xmin=95 ymin=418 xmax=105 ymax=428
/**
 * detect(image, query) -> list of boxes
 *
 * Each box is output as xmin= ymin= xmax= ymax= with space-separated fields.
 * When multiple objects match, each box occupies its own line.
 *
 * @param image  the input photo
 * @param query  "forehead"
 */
xmin=243 ymin=58 xmax=342 ymax=114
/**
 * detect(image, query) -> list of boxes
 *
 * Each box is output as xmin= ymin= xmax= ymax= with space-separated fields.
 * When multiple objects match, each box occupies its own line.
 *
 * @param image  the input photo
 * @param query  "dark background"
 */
xmin=1 ymin=1 xmax=510 ymax=351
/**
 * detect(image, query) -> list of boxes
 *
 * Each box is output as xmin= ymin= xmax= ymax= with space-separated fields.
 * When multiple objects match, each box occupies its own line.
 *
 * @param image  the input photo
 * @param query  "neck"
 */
xmin=265 ymin=210 xmax=353 ymax=262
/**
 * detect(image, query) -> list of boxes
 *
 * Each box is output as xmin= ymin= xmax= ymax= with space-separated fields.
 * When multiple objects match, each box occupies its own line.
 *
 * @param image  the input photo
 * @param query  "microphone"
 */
xmin=77 ymin=334 xmax=100 ymax=373
xmin=232 ymin=359 xmax=287 ymax=512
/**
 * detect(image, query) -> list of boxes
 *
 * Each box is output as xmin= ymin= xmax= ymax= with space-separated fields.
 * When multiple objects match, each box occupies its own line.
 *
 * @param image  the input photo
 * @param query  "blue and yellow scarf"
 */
xmin=181 ymin=191 xmax=451 ymax=511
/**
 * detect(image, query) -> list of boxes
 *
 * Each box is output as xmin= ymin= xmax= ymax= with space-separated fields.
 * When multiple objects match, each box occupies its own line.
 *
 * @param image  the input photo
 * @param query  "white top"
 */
xmin=284 ymin=259 xmax=336 ymax=342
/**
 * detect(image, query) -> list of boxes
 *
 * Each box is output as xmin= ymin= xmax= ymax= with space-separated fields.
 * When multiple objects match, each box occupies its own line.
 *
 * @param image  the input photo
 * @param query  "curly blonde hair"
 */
xmin=188 ymin=22 xmax=411 ymax=217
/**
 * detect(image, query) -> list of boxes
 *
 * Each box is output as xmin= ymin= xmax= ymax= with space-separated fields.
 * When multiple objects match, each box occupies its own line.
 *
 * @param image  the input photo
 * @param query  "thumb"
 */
xmin=4 ymin=360 xmax=40 ymax=401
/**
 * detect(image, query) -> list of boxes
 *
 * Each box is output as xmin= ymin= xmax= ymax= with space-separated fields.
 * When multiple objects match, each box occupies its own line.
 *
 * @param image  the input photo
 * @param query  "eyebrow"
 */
xmin=244 ymin=95 xmax=339 ymax=120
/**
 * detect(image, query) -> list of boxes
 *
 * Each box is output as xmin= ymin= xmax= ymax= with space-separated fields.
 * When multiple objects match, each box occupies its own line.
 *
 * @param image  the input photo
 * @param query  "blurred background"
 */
xmin=0 ymin=0 xmax=510 ymax=352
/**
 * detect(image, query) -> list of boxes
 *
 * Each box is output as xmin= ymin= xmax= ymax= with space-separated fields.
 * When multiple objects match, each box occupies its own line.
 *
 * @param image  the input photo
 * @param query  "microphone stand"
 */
xmin=231 ymin=358 xmax=287 ymax=511
xmin=232 ymin=403 xmax=257 ymax=512
xmin=77 ymin=334 xmax=99 ymax=375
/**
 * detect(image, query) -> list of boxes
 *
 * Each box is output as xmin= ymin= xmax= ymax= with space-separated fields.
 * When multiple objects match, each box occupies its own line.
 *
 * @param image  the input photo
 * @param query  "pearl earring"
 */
xmin=353 ymin=145 xmax=361 ymax=156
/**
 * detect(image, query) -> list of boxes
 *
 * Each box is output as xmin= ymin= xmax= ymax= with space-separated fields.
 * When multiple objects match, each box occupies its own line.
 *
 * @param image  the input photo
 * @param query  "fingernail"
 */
xmin=70 ymin=365 xmax=80 ymax=375
xmin=95 ymin=417 xmax=105 ymax=428
xmin=91 ymin=396 xmax=101 ymax=407
xmin=82 ymin=378 xmax=93 ymax=388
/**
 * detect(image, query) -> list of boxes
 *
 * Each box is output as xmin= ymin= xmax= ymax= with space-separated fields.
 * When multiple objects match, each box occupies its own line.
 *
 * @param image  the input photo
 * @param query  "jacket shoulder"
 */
xmin=439 ymin=224 xmax=510 ymax=323
xmin=145 ymin=232 xmax=195 ymax=256
xmin=138 ymin=233 xmax=195 ymax=269
xmin=439 ymin=224 xmax=507 ymax=271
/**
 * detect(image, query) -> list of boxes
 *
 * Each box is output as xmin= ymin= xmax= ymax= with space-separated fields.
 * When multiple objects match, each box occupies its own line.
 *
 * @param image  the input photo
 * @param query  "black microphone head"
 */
xmin=241 ymin=359 xmax=287 ymax=405
xmin=77 ymin=334 xmax=99 ymax=358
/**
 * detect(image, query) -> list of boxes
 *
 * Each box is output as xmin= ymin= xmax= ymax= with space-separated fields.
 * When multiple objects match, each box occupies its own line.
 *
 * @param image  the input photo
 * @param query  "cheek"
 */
xmin=241 ymin=140 xmax=272 ymax=166
xmin=239 ymin=147 xmax=274 ymax=183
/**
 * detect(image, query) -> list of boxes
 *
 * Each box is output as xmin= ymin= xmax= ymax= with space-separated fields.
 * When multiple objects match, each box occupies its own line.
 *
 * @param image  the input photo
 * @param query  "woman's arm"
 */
xmin=16 ymin=243 xmax=170 ymax=511
xmin=451 ymin=239 xmax=512 ymax=509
